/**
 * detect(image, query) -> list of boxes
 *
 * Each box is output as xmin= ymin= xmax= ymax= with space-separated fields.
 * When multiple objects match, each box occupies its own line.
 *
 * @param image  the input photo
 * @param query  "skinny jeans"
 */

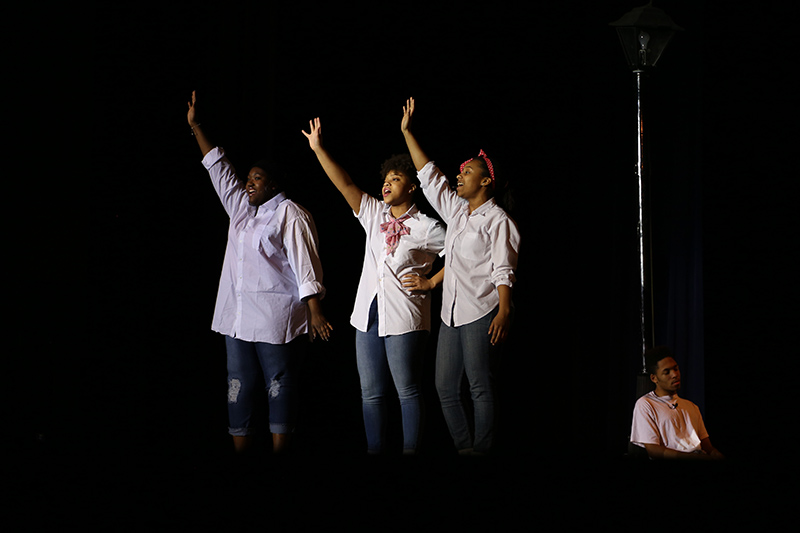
xmin=355 ymin=298 xmax=427 ymax=453
xmin=435 ymin=306 xmax=506 ymax=453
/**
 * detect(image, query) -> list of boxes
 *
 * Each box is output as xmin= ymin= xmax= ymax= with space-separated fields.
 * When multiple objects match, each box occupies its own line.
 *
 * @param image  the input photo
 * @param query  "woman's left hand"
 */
xmin=401 ymin=273 xmax=434 ymax=293
xmin=306 ymin=295 xmax=332 ymax=341
xmin=488 ymin=309 xmax=511 ymax=345
xmin=401 ymin=97 xmax=415 ymax=133
xmin=187 ymin=90 xmax=199 ymax=126
xmin=309 ymin=313 xmax=333 ymax=342
xmin=301 ymin=117 xmax=323 ymax=152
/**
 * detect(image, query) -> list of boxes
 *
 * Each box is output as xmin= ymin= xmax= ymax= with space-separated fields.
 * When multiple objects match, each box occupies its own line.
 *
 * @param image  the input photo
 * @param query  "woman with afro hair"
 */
xmin=303 ymin=117 xmax=445 ymax=455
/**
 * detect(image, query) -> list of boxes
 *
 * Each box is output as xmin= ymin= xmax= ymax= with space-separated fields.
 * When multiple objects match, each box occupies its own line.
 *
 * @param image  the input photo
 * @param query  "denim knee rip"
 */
xmin=268 ymin=379 xmax=281 ymax=398
xmin=228 ymin=378 xmax=241 ymax=403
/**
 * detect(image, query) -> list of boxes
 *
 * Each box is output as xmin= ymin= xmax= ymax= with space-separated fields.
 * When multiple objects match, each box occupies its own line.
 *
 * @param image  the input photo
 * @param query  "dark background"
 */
xmin=13 ymin=0 xmax=793 ymax=527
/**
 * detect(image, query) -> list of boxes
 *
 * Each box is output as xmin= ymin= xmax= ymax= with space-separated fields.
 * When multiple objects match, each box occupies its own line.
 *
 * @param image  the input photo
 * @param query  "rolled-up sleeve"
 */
xmin=202 ymin=147 xmax=244 ymax=217
xmin=489 ymin=217 xmax=520 ymax=288
xmin=284 ymin=209 xmax=326 ymax=302
xmin=418 ymin=161 xmax=461 ymax=224
xmin=426 ymin=219 xmax=446 ymax=255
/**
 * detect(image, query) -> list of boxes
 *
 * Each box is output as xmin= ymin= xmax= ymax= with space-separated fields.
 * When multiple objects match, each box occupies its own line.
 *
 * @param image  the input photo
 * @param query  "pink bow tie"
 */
xmin=380 ymin=214 xmax=411 ymax=255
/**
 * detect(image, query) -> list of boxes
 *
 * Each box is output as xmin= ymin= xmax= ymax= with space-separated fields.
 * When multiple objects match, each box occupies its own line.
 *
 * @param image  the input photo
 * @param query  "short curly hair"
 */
xmin=644 ymin=346 xmax=675 ymax=376
xmin=379 ymin=154 xmax=418 ymax=185
xmin=247 ymin=156 xmax=284 ymax=192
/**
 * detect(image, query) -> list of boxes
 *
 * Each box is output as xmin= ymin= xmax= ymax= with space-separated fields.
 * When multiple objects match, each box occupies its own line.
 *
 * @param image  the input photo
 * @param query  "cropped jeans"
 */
xmin=225 ymin=335 xmax=306 ymax=436
xmin=355 ymin=298 xmax=427 ymax=454
xmin=435 ymin=306 xmax=507 ymax=454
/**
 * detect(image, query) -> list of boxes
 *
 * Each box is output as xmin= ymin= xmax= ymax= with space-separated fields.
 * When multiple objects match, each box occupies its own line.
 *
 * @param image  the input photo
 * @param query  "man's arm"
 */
xmin=642 ymin=439 xmax=724 ymax=460
xmin=700 ymin=437 xmax=725 ymax=459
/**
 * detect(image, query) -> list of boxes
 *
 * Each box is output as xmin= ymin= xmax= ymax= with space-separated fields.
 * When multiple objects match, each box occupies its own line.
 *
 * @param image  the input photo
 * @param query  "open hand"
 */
xmin=302 ymin=117 xmax=323 ymax=151
xmin=187 ymin=90 xmax=199 ymax=127
xmin=487 ymin=309 xmax=511 ymax=345
xmin=401 ymin=98 xmax=415 ymax=133
xmin=309 ymin=312 xmax=333 ymax=342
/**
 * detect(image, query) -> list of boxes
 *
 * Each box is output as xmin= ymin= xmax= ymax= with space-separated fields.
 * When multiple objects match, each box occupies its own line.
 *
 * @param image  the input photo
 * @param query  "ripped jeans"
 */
xmin=225 ymin=335 xmax=306 ymax=436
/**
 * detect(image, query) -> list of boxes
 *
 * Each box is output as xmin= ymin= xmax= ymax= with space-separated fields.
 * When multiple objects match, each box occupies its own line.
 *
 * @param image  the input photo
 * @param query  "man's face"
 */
xmin=651 ymin=356 xmax=681 ymax=395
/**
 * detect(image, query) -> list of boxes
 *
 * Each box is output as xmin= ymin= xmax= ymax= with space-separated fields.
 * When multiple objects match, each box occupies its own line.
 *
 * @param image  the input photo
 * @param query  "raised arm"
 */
xmin=302 ymin=117 xmax=364 ymax=214
xmin=187 ymin=90 xmax=214 ymax=157
xmin=401 ymin=98 xmax=431 ymax=171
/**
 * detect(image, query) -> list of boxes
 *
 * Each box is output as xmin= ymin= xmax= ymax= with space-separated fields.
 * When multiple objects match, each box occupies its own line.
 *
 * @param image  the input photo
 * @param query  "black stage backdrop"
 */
xmin=13 ymin=0 xmax=793 ymax=528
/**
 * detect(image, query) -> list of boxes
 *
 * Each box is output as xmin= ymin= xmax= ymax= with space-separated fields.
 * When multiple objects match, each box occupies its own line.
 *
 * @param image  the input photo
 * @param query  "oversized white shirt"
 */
xmin=203 ymin=147 xmax=325 ymax=344
xmin=417 ymin=161 xmax=520 ymax=327
xmin=351 ymin=193 xmax=445 ymax=336
xmin=630 ymin=391 xmax=710 ymax=453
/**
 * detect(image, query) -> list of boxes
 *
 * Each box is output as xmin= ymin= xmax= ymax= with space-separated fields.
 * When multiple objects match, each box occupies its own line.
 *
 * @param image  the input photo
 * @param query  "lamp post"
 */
xmin=610 ymin=3 xmax=683 ymax=380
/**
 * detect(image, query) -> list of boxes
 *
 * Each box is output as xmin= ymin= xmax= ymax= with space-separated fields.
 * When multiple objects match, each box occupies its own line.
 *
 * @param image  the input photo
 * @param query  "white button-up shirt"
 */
xmin=203 ymin=147 xmax=325 ymax=344
xmin=350 ymin=193 xmax=445 ymax=336
xmin=418 ymin=161 xmax=520 ymax=327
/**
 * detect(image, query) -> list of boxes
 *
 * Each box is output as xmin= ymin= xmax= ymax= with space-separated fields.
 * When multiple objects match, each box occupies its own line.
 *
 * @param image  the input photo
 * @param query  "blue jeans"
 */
xmin=225 ymin=335 xmax=306 ymax=436
xmin=435 ymin=307 xmax=505 ymax=453
xmin=355 ymin=298 xmax=427 ymax=453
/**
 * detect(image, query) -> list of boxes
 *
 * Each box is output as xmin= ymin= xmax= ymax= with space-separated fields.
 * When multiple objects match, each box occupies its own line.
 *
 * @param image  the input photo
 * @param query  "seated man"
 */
xmin=630 ymin=346 xmax=724 ymax=460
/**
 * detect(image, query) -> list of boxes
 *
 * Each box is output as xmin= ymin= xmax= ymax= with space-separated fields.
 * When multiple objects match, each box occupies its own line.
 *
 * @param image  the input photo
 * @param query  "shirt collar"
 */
xmin=463 ymin=197 xmax=497 ymax=217
xmin=382 ymin=202 xmax=418 ymax=220
xmin=650 ymin=391 xmax=681 ymax=405
xmin=250 ymin=191 xmax=286 ymax=216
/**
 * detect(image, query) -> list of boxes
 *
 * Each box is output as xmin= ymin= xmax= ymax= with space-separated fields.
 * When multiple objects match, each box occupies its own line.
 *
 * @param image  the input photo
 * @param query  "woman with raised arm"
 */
xmin=302 ymin=117 xmax=445 ymax=455
xmin=400 ymin=98 xmax=520 ymax=456
xmin=187 ymin=91 xmax=331 ymax=456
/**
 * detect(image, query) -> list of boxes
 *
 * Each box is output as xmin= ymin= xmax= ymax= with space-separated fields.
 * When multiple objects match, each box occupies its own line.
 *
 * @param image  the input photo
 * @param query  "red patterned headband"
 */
xmin=460 ymin=149 xmax=495 ymax=187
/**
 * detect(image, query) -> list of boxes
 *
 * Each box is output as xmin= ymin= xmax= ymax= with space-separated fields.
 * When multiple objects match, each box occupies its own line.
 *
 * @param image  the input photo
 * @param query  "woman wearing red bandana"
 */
xmin=303 ymin=118 xmax=445 ymax=455
xmin=401 ymin=98 xmax=520 ymax=456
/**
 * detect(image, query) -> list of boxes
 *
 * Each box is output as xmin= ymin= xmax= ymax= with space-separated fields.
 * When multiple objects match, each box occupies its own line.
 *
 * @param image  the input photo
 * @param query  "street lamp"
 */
xmin=611 ymin=2 xmax=683 ymax=71
xmin=610 ymin=3 xmax=683 ymax=378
